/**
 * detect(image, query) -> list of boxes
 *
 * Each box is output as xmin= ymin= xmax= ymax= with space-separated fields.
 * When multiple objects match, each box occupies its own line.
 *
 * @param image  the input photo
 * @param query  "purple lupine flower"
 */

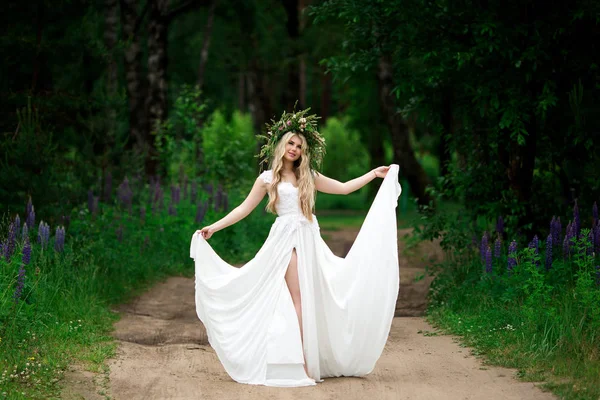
xmin=191 ymin=182 xmax=198 ymax=204
xmin=88 ymin=190 xmax=94 ymax=213
xmin=26 ymin=206 xmax=35 ymax=233
xmin=530 ymin=235 xmax=539 ymax=254
xmin=4 ymin=223 xmax=16 ymax=261
xmin=545 ymin=234 xmax=553 ymax=270
xmin=494 ymin=237 xmax=502 ymax=258
xmin=0 ymin=242 xmax=4 ymax=260
xmin=14 ymin=214 xmax=21 ymax=234
xmin=480 ymin=231 xmax=490 ymax=262
xmin=195 ymin=201 xmax=208 ymax=224
xmin=593 ymin=202 xmax=599 ymax=226
xmin=554 ymin=217 xmax=562 ymax=245
xmin=54 ymin=226 xmax=65 ymax=252
xmin=574 ymin=201 xmax=580 ymax=238
xmin=38 ymin=221 xmax=50 ymax=249
xmin=22 ymin=223 xmax=28 ymax=240
xmin=596 ymin=265 xmax=600 ymax=287
xmin=22 ymin=236 xmax=31 ymax=265
xmin=485 ymin=246 xmax=492 ymax=274
xmin=104 ymin=171 xmax=113 ymax=202
xmin=507 ymin=240 xmax=517 ymax=271
xmin=13 ymin=264 xmax=26 ymax=304
xmin=168 ymin=202 xmax=177 ymax=216
xmin=496 ymin=216 xmax=504 ymax=235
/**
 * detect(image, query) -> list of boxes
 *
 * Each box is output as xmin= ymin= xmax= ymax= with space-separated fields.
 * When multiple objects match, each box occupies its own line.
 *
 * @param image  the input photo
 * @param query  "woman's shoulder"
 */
xmin=259 ymin=169 xmax=273 ymax=184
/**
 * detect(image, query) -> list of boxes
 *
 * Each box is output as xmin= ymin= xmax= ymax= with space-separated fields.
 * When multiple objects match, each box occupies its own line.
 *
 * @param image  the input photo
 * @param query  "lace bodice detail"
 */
xmin=259 ymin=170 xmax=302 ymax=217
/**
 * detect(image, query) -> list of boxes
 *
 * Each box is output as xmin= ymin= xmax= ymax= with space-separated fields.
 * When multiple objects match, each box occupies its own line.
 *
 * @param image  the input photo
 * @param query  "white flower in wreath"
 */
xmin=299 ymin=117 xmax=306 ymax=123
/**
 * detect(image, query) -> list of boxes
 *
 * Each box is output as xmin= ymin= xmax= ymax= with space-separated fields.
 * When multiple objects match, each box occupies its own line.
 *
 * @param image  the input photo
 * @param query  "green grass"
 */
xmin=0 ymin=189 xmax=273 ymax=399
xmin=424 ymin=240 xmax=600 ymax=400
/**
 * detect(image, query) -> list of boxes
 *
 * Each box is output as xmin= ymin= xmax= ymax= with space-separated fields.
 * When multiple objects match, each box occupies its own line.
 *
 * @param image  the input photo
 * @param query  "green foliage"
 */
xmin=202 ymin=109 xmax=257 ymax=186
xmin=0 ymin=179 xmax=272 ymax=399
xmin=312 ymin=0 xmax=600 ymax=231
xmin=154 ymin=85 xmax=207 ymax=180
xmin=417 ymin=201 xmax=600 ymax=399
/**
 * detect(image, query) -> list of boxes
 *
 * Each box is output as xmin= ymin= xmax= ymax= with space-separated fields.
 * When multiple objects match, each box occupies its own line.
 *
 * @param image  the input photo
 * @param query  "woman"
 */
xmin=190 ymin=108 xmax=402 ymax=387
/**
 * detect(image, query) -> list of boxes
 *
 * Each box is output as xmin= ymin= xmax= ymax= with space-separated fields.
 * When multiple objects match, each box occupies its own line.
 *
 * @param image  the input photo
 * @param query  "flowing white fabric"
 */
xmin=190 ymin=164 xmax=402 ymax=387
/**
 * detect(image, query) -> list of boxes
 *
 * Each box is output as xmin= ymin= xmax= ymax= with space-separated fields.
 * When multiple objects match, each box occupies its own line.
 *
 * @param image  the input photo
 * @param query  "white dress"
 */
xmin=189 ymin=164 xmax=402 ymax=387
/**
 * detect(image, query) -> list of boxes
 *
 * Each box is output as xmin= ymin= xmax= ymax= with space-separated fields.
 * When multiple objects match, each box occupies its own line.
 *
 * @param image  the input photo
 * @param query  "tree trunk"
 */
xmin=121 ymin=0 xmax=149 ymax=154
xmin=377 ymin=55 xmax=433 ymax=205
xmin=197 ymin=0 xmax=217 ymax=90
xmin=146 ymin=0 xmax=170 ymax=175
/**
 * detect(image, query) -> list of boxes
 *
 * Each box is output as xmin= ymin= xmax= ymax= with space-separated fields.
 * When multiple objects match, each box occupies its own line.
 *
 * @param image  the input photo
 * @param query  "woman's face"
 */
xmin=283 ymin=134 xmax=303 ymax=162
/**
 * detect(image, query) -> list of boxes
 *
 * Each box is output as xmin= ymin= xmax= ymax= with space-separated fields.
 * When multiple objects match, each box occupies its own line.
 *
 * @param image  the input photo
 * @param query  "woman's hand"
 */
xmin=373 ymin=165 xmax=391 ymax=179
xmin=197 ymin=225 xmax=215 ymax=240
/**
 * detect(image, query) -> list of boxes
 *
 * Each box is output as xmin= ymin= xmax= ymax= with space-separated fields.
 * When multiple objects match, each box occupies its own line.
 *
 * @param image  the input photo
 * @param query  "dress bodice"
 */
xmin=259 ymin=170 xmax=302 ymax=217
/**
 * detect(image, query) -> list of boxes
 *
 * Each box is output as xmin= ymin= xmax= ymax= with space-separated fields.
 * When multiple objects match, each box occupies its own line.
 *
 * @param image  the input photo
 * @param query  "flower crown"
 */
xmin=256 ymin=105 xmax=326 ymax=172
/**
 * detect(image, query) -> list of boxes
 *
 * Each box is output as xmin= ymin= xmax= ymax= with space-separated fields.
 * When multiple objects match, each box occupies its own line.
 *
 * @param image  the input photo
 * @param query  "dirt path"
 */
xmin=63 ymin=228 xmax=555 ymax=400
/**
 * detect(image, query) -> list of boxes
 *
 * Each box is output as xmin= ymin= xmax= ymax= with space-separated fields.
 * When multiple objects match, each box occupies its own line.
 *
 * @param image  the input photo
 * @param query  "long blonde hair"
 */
xmin=265 ymin=132 xmax=316 ymax=221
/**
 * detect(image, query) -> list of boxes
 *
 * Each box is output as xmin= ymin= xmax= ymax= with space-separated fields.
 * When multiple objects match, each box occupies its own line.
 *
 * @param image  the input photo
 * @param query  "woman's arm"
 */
xmin=314 ymin=165 xmax=391 ymax=195
xmin=197 ymin=177 xmax=268 ymax=239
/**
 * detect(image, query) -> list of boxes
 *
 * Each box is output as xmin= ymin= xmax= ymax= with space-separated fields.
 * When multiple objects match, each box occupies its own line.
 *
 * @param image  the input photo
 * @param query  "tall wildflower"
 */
xmin=507 ymin=240 xmax=517 ymax=271
xmin=4 ymin=223 xmax=16 ymax=261
xmin=494 ymin=237 xmax=502 ymax=258
xmin=553 ymin=216 xmax=562 ymax=245
xmin=22 ymin=223 xmax=29 ymax=240
xmin=14 ymin=264 xmax=26 ymax=304
xmin=26 ymin=205 xmax=35 ymax=233
xmin=14 ymin=214 xmax=21 ymax=234
xmin=168 ymin=202 xmax=177 ymax=216
xmin=54 ymin=226 xmax=65 ymax=252
xmin=545 ymin=234 xmax=553 ymax=270
xmin=480 ymin=231 xmax=490 ymax=262
xmin=38 ymin=221 xmax=50 ymax=249
xmin=496 ymin=216 xmax=504 ymax=235
xmin=22 ymin=236 xmax=31 ymax=265
xmin=485 ymin=246 xmax=492 ymax=274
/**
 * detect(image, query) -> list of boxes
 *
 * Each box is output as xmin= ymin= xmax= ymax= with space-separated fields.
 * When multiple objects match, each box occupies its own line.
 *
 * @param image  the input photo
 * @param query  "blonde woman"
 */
xmin=191 ymin=108 xmax=402 ymax=387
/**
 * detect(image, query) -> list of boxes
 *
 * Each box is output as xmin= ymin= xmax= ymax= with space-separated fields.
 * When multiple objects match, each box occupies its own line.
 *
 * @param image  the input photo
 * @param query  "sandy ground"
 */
xmin=61 ymin=228 xmax=555 ymax=400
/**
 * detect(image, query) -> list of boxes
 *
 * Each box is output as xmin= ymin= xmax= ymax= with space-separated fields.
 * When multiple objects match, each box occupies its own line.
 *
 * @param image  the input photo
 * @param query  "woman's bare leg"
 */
xmin=285 ymin=248 xmax=308 ymax=376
